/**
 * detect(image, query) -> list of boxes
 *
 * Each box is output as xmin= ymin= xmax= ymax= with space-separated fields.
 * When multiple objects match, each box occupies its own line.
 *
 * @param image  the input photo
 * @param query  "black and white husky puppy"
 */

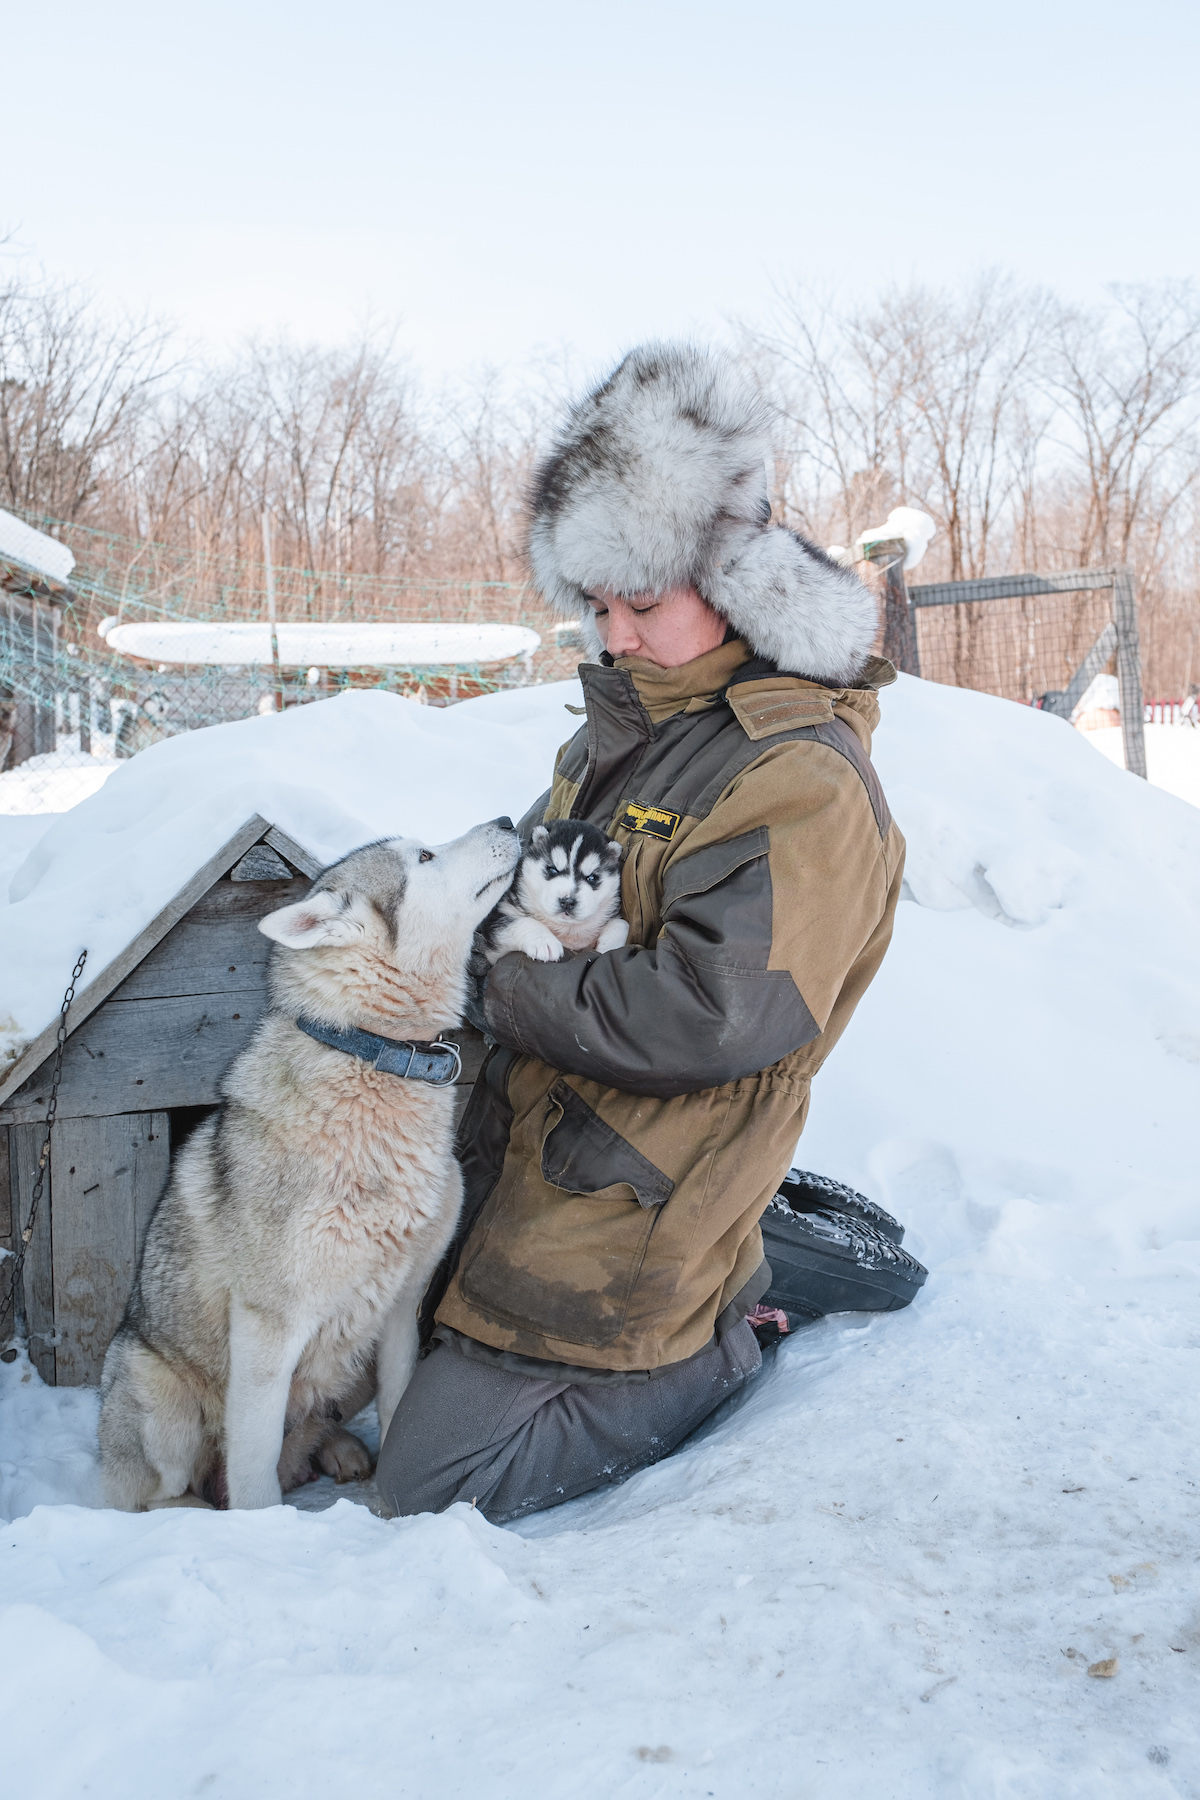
xmin=480 ymin=819 xmax=627 ymax=964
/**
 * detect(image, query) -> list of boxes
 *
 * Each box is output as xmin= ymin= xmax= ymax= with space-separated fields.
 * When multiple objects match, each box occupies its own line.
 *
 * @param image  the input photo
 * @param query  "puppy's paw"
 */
xmin=595 ymin=917 xmax=629 ymax=953
xmin=509 ymin=919 xmax=565 ymax=963
xmin=316 ymin=1428 xmax=374 ymax=1484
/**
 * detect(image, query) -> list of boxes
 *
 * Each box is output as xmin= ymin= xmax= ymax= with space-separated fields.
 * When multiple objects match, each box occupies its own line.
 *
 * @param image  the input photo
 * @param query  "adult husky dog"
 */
xmin=98 ymin=818 xmax=520 ymax=1511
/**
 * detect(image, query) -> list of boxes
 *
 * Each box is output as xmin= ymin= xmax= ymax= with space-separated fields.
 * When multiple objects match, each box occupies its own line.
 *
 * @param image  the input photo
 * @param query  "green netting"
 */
xmin=1 ymin=515 xmax=580 ymax=815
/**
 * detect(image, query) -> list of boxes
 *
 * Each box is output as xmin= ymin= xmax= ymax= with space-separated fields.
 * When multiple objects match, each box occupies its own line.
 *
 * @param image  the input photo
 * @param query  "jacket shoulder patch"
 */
xmin=728 ymin=683 xmax=835 ymax=741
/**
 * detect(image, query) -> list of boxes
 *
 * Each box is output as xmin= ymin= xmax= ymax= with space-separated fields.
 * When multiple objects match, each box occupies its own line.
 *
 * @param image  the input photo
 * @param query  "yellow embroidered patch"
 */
xmin=618 ymin=800 xmax=681 ymax=841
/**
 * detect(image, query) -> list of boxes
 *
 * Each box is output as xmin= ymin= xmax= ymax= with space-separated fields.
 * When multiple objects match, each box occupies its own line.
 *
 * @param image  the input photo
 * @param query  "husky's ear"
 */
xmin=530 ymin=825 xmax=549 ymax=854
xmin=258 ymin=890 xmax=359 ymax=948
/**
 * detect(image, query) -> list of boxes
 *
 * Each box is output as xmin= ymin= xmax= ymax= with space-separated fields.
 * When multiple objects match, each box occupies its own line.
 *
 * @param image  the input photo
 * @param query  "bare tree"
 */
xmin=881 ymin=273 xmax=1049 ymax=580
xmin=744 ymin=284 xmax=910 ymax=548
xmin=0 ymin=270 xmax=173 ymax=522
xmin=3 ymin=265 xmax=1197 ymax=694
xmin=1045 ymin=282 xmax=1200 ymax=568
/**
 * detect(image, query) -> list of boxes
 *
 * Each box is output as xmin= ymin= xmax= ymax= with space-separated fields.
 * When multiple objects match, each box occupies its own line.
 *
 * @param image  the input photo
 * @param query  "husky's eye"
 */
xmin=543 ymin=865 xmax=557 ymax=880
xmin=419 ymin=849 xmax=435 ymax=863
xmin=584 ymin=872 xmax=600 ymax=887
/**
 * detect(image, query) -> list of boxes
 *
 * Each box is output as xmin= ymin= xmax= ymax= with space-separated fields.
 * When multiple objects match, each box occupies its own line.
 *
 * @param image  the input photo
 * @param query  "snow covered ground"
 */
xmin=0 ymin=745 xmax=120 ymax=817
xmin=1086 ymin=721 xmax=1200 ymax=810
xmin=0 ymin=813 xmax=57 ymax=896
xmin=2 ymin=677 xmax=1199 ymax=1797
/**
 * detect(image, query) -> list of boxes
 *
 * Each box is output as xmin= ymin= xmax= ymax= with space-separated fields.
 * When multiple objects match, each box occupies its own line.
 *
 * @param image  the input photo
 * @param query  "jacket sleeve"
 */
xmin=482 ymin=739 xmax=894 ymax=1098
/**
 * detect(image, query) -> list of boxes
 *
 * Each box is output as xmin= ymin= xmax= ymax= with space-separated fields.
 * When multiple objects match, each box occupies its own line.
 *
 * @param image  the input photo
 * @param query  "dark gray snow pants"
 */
xmin=375 ymin=1320 xmax=762 ymax=1524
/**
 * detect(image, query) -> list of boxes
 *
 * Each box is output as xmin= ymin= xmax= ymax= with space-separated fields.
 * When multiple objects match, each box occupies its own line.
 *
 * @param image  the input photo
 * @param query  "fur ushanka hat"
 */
xmin=528 ymin=341 xmax=878 ymax=684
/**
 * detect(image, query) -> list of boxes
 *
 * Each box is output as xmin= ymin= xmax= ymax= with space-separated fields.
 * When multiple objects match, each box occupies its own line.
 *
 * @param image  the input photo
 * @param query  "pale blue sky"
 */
xmin=5 ymin=0 xmax=1198 ymax=378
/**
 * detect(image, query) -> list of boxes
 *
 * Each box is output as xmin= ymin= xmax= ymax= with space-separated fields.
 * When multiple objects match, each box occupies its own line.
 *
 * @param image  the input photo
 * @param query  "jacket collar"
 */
xmin=609 ymin=638 xmax=753 ymax=723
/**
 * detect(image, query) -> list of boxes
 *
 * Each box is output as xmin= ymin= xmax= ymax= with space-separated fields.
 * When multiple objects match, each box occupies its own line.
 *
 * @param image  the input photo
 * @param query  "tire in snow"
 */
xmin=759 ymin=1168 xmax=928 ymax=1324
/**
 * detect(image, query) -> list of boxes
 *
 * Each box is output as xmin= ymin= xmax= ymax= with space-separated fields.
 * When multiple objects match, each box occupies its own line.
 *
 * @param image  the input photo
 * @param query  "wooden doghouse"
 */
xmin=0 ymin=816 xmax=485 ymax=1386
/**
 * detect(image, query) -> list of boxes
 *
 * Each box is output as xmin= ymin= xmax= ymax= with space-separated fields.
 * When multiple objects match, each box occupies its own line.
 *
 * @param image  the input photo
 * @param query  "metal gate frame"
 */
xmin=897 ymin=564 xmax=1147 ymax=780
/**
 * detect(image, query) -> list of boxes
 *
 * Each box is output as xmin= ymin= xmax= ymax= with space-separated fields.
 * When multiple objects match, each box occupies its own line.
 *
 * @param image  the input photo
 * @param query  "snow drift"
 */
xmin=2 ymin=675 xmax=1199 ymax=1797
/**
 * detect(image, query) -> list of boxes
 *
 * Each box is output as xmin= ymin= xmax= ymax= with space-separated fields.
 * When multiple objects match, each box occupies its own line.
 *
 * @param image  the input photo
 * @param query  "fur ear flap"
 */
xmin=258 ymin=890 xmax=359 ymax=949
xmin=530 ymin=825 xmax=549 ymax=853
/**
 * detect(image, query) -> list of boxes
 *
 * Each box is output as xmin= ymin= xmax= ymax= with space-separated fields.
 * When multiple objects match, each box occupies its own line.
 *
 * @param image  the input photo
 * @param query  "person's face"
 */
xmin=584 ymin=584 xmax=729 ymax=667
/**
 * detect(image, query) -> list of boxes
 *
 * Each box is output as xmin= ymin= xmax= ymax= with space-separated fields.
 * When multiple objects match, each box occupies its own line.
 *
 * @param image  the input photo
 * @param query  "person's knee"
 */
xmin=373 ymin=1346 xmax=462 ymax=1517
xmin=375 ymin=1418 xmax=462 ymax=1517
xmin=374 ymin=1453 xmax=425 ymax=1517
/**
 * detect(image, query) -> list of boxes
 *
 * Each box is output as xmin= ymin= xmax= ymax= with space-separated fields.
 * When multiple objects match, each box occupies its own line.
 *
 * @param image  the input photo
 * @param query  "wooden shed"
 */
xmin=1 ymin=542 xmax=73 ymax=772
xmin=0 ymin=816 xmax=485 ymax=1386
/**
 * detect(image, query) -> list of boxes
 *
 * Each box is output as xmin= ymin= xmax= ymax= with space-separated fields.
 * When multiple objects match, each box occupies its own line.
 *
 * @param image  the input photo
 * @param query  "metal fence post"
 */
xmin=1112 ymin=566 xmax=1147 ymax=779
xmin=866 ymin=539 xmax=921 ymax=675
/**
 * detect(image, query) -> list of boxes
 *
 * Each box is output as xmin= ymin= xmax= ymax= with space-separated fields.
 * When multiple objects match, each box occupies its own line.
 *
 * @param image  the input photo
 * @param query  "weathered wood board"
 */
xmin=111 ymin=876 xmax=309 ymax=1002
xmin=0 ymin=815 xmax=273 ymax=1113
xmin=0 ymin=1122 xmax=11 ymax=1261
xmin=50 ymin=1112 xmax=170 ymax=1385
xmin=0 ymin=878 xmax=307 ymax=1125
xmin=9 ymin=1123 xmax=56 ymax=1382
xmin=0 ymin=990 xmax=269 ymax=1123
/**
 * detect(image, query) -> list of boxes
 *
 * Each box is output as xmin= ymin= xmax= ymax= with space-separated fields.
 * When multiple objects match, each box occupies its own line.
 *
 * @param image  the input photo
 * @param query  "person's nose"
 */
xmin=603 ymin=607 xmax=643 ymax=656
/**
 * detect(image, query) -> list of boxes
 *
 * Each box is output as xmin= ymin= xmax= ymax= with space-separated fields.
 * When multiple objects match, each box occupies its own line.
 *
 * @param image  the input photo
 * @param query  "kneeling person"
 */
xmin=377 ymin=343 xmax=905 ymax=1522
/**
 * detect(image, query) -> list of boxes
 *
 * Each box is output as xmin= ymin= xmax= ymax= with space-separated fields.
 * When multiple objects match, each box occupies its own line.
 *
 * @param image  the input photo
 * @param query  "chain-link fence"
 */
xmin=909 ymin=567 xmax=1148 ymax=777
xmin=2 ymin=515 xmax=583 ymax=815
xmin=4 ymin=514 xmax=1178 ymax=817
xmin=877 ymin=560 xmax=1151 ymax=778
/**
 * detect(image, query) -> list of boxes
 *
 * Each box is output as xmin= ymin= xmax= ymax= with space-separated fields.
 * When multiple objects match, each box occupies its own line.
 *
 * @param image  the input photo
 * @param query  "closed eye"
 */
xmin=419 ymin=849 xmax=435 ymax=863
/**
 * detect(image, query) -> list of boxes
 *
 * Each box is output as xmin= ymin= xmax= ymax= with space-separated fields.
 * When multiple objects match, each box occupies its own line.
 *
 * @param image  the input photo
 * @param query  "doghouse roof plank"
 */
xmin=0 ymin=815 xmax=320 ymax=1112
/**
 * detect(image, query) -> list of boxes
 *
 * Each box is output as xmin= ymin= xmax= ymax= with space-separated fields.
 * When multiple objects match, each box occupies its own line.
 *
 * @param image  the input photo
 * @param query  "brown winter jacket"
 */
xmin=434 ymin=636 xmax=906 ymax=1376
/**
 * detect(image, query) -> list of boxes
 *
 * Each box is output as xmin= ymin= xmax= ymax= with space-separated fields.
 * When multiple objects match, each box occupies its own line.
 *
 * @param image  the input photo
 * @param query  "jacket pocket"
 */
xmin=661 ymin=826 xmax=770 ymax=909
xmin=541 ymin=1080 xmax=674 ymax=1209
xmin=457 ymin=1076 xmax=670 ymax=1348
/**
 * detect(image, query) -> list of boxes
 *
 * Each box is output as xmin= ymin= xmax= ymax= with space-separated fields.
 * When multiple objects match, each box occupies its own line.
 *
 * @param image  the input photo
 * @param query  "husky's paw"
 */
xmin=506 ymin=919 xmax=565 ymax=963
xmin=595 ymin=917 xmax=629 ymax=953
xmin=316 ymin=1428 xmax=374 ymax=1484
xmin=147 ymin=1492 xmax=215 ymax=1510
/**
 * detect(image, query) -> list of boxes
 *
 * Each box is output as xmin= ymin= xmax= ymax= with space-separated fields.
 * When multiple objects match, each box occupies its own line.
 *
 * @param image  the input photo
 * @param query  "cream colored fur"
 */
xmin=98 ymin=820 xmax=520 ymax=1511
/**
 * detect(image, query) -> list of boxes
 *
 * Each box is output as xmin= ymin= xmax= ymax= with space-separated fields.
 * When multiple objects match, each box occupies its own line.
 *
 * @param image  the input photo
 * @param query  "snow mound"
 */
xmin=0 ymin=748 xmax=120 ymax=819
xmin=1074 ymin=671 xmax=1121 ymax=718
xmin=2 ymin=675 xmax=1200 ymax=1794
xmin=0 ymin=684 xmax=580 ymax=1068
xmin=1088 ymin=721 xmax=1200 ymax=810
xmin=0 ymin=507 xmax=75 ymax=582
xmin=858 ymin=506 xmax=938 ymax=571
xmin=100 ymin=619 xmax=541 ymax=667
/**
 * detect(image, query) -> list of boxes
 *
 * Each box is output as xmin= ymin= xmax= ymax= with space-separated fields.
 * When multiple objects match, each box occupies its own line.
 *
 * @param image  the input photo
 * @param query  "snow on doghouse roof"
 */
xmin=0 ymin=682 xmax=582 ymax=1072
xmin=98 ymin=619 xmax=542 ymax=668
xmin=0 ymin=509 xmax=76 ymax=585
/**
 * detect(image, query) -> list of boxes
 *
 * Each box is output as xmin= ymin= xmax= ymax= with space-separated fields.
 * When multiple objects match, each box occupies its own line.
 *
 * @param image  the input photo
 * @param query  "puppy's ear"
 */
xmin=258 ymin=890 xmax=360 ymax=948
xmin=530 ymin=825 xmax=549 ymax=853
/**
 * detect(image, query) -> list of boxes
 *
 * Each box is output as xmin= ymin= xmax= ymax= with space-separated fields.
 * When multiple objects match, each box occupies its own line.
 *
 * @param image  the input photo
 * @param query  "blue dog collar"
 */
xmin=296 ymin=1016 xmax=463 ymax=1086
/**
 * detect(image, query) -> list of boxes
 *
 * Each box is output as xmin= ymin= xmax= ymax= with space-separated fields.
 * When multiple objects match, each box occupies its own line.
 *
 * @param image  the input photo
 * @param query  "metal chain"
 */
xmin=0 ymin=948 xmax=88 ymax=1344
